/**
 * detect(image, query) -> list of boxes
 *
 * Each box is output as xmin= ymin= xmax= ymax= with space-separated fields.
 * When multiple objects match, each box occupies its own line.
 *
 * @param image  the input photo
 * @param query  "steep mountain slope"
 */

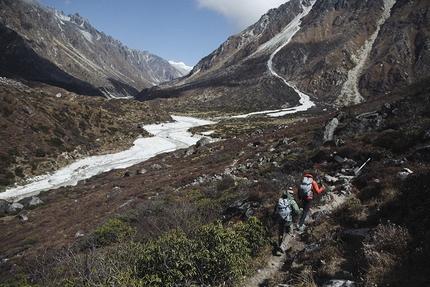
xmin=0 ymin=0 xmax=185 ymax=98
xmin=136 ymin=0 xmax=430 ymax=114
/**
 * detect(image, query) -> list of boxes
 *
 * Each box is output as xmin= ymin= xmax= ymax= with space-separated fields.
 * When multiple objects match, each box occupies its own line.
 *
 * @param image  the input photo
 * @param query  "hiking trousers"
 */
xmin=278 ymin=219 xmax=293 ymax=247
xmin=299 ymin=198 xmax=312 ymax=226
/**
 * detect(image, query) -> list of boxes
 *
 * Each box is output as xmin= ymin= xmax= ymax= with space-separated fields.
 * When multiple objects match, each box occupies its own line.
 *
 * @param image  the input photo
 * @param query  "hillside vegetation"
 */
xmin=0 ymin=89 xmax=430 ymax=286
xmin=0 ymin=82 xmax=171 ymax=188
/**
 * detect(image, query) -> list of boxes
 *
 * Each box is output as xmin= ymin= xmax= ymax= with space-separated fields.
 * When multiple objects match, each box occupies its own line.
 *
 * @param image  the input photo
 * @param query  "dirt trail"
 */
xmin=241 ymin=191 xmax=348 ymax=286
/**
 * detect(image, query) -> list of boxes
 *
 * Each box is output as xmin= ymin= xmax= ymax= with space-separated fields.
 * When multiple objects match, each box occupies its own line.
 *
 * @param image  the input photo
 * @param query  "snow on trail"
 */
xmin=0 ymin=116 xmax=214 ymax=202
xmin=234 ymin=1 xmax=316 ymax=119
xmin=337 ymin=0 xmax=396 ymax=107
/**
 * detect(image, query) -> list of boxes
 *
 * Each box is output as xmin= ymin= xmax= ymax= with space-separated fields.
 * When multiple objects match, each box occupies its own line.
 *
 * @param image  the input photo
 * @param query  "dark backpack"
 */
xmin=298 ymin=176 xmax=313 ymax=199
xmin=276 ymin=197 xmax=292 ymax=221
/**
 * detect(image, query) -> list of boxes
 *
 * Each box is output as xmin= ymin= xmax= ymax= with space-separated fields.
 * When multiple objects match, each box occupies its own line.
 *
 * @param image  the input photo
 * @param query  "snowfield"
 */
xmin=0 ymin=116 xmax=214 ymax=202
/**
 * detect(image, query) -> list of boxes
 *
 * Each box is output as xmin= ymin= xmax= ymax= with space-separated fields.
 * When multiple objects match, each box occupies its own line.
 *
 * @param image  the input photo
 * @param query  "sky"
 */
xmin=37 ymin=0 xmax=288 ymax=67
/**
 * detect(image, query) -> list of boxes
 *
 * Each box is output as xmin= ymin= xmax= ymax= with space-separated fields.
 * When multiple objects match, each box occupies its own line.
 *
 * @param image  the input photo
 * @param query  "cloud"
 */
xmin=196 ymin=0 xmax=287 ymax=32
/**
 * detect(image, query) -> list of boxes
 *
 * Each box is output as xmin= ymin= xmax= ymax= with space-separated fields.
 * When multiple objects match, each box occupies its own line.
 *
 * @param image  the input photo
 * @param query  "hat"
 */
xmin=283 ymin=187 xmax=294 ymax=195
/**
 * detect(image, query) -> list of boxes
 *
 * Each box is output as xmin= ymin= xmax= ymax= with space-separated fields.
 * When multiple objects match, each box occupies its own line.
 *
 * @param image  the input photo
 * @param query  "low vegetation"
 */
xmin=1 ymin=89 xmax=429 ymax=286
xmin=0 ymin=84 xmax=171 ymax=189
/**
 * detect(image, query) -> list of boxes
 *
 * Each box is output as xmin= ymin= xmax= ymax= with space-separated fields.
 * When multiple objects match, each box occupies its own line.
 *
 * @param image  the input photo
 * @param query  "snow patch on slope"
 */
xmin=237 ymin=0 xmax=316 ymax=118
xmin=336 ymin=0 xmax=396 ymax=107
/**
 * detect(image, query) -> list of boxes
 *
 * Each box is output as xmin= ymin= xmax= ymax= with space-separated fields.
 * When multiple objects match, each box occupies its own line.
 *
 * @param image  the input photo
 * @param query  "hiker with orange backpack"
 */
xmin=297 ymin=172 xmax=324 ymax=231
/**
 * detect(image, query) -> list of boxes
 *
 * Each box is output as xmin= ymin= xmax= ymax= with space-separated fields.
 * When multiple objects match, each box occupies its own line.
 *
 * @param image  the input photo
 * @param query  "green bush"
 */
xmin=234 ymin=216 xmax=269 ymax=256
xmin=137 ymin=229 xmax=197 ymax=286
xmin=194 ymin=220 xmax=250 ymax=285
xmin=135 ymin=217 xmax=268 ymax=286
xmin=94 ymin=218 xmax=135 ymax=246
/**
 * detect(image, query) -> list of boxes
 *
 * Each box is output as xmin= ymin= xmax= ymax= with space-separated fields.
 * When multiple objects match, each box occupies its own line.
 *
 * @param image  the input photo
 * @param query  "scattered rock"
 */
xmin=6 ymin=202 xmax=24 ymax=213
xmin=398 ymin=168 xmax=413 ymax=179
xmin=74 ymin=230 xmax=85 ymax=238
xmin=196 ymin=137 xmax=211 ymax=148
xmin=107 ymin=187 xmax=122 ymax=199
xmin=151 ymin=163 xmax=163 ymax=170
xmin=322 ymin=279 xmax=357 ymax=287
xmin=312 ymin=210 xmax=326 ymax=220
xmin=18 ymin=214 xmax=28 ymax=221
xmin=124 ymin=171 xmax=134 ymax=177
xmin=340 ymin=112 xmax=385 ymax=136
xmin=23 ymin=106 xmax=32 ymax=115
xmin=28 ymin=197 xmax=44 ymax=207
xmin=184 ymin=146 xmax=195 ymax=156
xmin=0 ymin=200 xmax=8 ymax=214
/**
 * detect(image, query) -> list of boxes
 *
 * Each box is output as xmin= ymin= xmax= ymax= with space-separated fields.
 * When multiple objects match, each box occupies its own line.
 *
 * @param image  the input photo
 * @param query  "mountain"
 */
xmin=0 ymin=0 xmax=187 ymax=98
xmin=136 ymin=0 xmax=430 ymax=114
xmin=169 ymin=61 xmax=193 ymax=76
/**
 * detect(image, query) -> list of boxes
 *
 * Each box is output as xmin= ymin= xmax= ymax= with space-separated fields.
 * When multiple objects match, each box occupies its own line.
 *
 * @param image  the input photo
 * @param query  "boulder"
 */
xmin=196 ymin=137 xmax=211 ymax=148
xmin=312 ymin=117 xmax=339 ymax=146
xmin=18 ymin=214 xmax=28 ymax=221
xmin=398 ymin=168 xmax=413 ymax=180
xmin=6 ymin=202 xmax=24 ymax=213
xmin=28 ymin=197 xmax=44 ymax=207
xmin=184 ymin=146 xmax=195 ymax=156
xmin=340 ymin=112 xmax=385 ymax=136
xmin=0 ymin=200 xmax=8 ymax=214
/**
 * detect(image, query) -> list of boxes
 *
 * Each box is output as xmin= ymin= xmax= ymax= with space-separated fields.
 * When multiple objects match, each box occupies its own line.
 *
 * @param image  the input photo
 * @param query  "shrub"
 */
xmin=194 ymin=220 xmax=251 ymax=285
xmin=137 ymin=229 xmax=197 ymax=286
xmin=94 ymin=218 xmax=135 ymax=246
xmin=361 ymin=223 xmax=410 ymax=285
xmin=234 ymin=216 xmax=269 ymax=256
xmin=35 ymin=149 xmax=46 ymax=158
xmin=23 ymin=235 xmax=41 ymax=249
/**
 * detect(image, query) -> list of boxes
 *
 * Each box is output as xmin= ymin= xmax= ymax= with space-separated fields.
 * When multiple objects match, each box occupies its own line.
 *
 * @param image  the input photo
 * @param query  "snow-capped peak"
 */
xmin=169 ymin=61 xmax=193 ymax=76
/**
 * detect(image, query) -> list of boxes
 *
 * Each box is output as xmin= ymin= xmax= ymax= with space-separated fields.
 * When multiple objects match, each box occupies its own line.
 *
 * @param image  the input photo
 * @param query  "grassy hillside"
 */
xmin=0 ymin=90 xmax=429 ymax=286
xmin=0 ymin=82 xmax=172 ymax=189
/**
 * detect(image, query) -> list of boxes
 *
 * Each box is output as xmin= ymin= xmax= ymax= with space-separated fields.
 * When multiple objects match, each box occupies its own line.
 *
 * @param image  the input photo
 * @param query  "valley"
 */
xmin=0 ymin=0 xmax=429 ymax=285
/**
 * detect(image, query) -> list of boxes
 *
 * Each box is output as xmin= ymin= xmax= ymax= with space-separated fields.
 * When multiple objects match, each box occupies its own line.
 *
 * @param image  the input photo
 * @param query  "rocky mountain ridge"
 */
xmin=0 ymin=0 xmax=186 ymax=98
xmin=137 ymin=0 xmax=430 ymax=114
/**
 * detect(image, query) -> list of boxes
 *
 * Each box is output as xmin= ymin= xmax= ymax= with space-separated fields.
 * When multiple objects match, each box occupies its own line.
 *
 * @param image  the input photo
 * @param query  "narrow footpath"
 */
xmin=241 ymin=191 xmax=347 ymax=286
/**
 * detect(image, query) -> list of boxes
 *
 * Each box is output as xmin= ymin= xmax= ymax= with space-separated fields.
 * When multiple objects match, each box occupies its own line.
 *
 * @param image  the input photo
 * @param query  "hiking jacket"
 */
xmin=299 ymin=173 xmax=324 ymax=200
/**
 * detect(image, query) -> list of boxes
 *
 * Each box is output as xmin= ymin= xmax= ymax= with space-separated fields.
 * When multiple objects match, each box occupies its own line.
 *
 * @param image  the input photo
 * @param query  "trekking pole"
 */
xmin=353 ymin=158 xmax=371 ymax=176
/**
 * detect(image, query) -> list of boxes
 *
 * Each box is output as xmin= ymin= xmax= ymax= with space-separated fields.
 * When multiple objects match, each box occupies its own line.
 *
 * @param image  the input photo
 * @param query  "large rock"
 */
xmin=339 ymin=112 xmax=385 ymax=137
xmin=28 ymin=197 xmax=44 ymax=207
xmin=0 ymin=200 xmax=8 ymax=214
xmin=196 ymin=137 xmax=212 ymax=148
xmin=312 ymin=117 xmax=339 ymax=146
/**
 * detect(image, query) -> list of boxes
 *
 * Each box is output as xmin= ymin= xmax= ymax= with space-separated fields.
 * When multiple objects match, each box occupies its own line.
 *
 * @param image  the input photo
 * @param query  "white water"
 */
xmin=0 ymin=116 xmax=214 ymax=202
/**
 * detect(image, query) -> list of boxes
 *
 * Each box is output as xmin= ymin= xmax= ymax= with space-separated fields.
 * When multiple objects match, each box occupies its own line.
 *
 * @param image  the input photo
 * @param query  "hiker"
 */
xmin=274 ymin=187 xmax=301 ymax=253
xmin=297 ymin=173 xmax=324 ymax=231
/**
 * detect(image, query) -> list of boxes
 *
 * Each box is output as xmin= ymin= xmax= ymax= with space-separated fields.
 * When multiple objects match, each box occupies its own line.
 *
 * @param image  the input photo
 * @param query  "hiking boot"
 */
xmin=297 ymin=225 xmax=306 ymax=231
